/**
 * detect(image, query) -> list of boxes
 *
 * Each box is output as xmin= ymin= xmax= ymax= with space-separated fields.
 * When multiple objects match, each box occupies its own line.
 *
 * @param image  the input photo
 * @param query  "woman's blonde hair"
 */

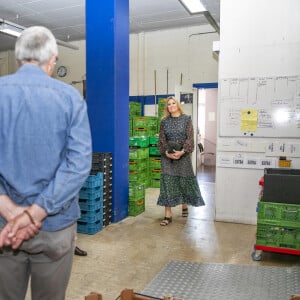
xmin=162 ymin=96 xmax=185 ymax=119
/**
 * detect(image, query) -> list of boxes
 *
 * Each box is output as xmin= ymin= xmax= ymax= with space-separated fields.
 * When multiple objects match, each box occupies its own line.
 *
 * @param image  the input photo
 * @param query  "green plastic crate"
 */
xmin=129 ymin=102 xmax=141 ymax=116
xmin=129 ymin=170 xmax=148 ymax=183
xmin=133 ymin=117 xmax=149 ymax=128
xmin=133 ymin=116 xmax=158 ymax=128
xmin=129 ymin=136 xmax=149 ymax=148
xmin=129 ymin=147 xmax=149 ymax=159
xmin=150 ymin=178 xmax=160 ymax=188
xmin=129 ymin=198 xmax=145 ymax=216
xmin=257 ymin=201 xmax=300 ymax=228
xmin=149 ymin=146 xmax=160 ymax=156
xmin=132 ymin=127 xmax=158 ymax=137
xmin=133 ymin=128 xmax=148 ymax=136
xmin=150 ymin=168 xmax=161 ymax=179
xmin=129 ymin=183 xmax=145 ymax=200
xmin=148 ymin=127 xmax=159 ymax=135
xmin=146 ymin=117 xmax=158 ymax=127
xmin=149 ymin=135 xmax=159 ymax=146
xmin=139 ymin=179 xmax=150 ymax=189
xmin=129 ymin=158 xmax=148 ymax=172
xmin=149 ymin=156 xmax=161 ymax=169
xmin=158 ymin=98 xmax=166 ymax=106
xmin=256 ymin=223 xmax=300 ymax=250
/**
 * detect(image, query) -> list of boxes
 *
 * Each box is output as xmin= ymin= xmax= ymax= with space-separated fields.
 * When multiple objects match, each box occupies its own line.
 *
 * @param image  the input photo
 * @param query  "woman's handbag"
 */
xmin=167 ymin=141 xmax=183 ymax=154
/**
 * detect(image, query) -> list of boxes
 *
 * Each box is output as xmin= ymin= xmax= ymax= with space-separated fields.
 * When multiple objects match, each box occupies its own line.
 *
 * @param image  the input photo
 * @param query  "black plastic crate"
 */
xmin=103 ymin=197 xmax=112 ymax=205
xmin=102 ymin=168 xmax=113 ymax=175
xmin=103 ymin=218 xmax=112 ymax=227
xmin=263 ymin=168 xmax=300 ymax=204
xmin=93 ymin=152 xmax=112 ymax=162
xmin=98 ymin=162 xmax=113 ymax=171
xmin=103 ymin=183 xmax=113 ymax=191
xmin=103 ymin=176 xmax=113 ymax=183
xmin=264 ymin=168 xmax=300 ymax=175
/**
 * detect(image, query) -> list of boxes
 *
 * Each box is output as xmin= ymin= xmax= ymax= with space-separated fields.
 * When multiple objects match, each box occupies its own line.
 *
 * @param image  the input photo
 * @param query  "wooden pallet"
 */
xmin=85 ymin=289 xmax=181 ymax=300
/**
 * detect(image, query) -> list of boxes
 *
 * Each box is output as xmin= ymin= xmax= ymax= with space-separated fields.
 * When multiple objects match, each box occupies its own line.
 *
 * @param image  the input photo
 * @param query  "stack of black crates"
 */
xmin=256 ymin=168 xmax=300 ymax=251
xmin=77 ymin=152 xmax=112 ymax=234
xmin=91 ymin=152 xmax=113 ymax=227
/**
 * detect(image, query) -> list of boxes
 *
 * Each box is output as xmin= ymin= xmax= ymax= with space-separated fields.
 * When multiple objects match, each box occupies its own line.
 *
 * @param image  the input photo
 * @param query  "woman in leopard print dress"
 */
xmin=157 ymin=96 xmax=205 ymax=225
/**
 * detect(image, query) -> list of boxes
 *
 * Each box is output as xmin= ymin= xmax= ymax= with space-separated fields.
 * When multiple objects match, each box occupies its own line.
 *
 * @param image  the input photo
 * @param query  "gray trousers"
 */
xmin=0 ymin=222 xmax=76 ymax=300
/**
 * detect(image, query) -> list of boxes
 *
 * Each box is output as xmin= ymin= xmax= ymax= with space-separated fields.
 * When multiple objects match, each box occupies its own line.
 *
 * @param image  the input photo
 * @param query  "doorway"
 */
xmin=193 ymin=87 xmax=217 ymax=220
xmin=196 ymin=87 xmax=217 ymax=182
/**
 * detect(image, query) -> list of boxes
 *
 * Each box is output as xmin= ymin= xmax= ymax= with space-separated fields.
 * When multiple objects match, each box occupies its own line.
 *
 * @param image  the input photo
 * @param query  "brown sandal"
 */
xmin=182 ymin=208 xmax=188 ymax=217
xmin=160 ymin=217 xmax=172 ymax=226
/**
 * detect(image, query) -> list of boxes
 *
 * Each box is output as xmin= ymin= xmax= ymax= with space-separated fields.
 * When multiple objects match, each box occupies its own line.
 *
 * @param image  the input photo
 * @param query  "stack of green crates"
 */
xmin=132 ymin=116 xmax=158 ymax=137
xmin=129 ymin=118 xmax=133 ymax=137
xmin=256 ymin=201 xmax=300 ymax=250
xmin=158 ymin=98 xmax=166 ymax=119
xmin=149 ymin=135 xmax=159 ymax=156
xmin=149 ymin=156 xmax=161 ymax=188
xmin=128 ymin=183 xmax=145 ymax=216
xmin=129 ymin=102 xmax=142 ymax=137
xmin=157 ymin=98 xmax=167 ymax=131
xmin=129 ymin=147 xmax=149 ymax=184
xmin=129 ymin=101 xmax=141 ymax=117
xmin=148 ymin=134 xmax=161 ymax=188
xmin=128 ymin=137 xmax=150 ymax=216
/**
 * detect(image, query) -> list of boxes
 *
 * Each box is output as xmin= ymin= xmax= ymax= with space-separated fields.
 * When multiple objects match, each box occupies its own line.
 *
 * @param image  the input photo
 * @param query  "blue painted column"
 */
xmin=86 ymin=1 xmax=129 ymax=222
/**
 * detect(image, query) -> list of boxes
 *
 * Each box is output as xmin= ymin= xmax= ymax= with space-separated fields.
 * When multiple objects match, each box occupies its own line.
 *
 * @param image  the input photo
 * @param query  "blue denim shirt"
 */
xmin=0 ymin=64 xmax=92 ymax=231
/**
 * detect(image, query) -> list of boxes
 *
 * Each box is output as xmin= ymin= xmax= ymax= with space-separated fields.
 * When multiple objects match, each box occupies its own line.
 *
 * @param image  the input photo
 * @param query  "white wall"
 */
xmin=2 ymin=41 xmax=86 ymax=96
xmin=0 ymin=52 xmax=9 ymax=76
xmin=216 ymin=0 xmax=300 ymax=225
xmin=53 ymin=40 xmax=86 ymax=95
xmin=2 ymin=24 xmax=218 ymax=97
xmin=130 ymin=24 xmax=219 ymax=95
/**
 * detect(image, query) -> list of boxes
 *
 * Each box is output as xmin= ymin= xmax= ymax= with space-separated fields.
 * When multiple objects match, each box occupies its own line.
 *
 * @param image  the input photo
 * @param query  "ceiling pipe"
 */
xmin=203 ymin=11 xmax=220 ymax=34
xmin=56 ymin=39 xmax=79 ymax=50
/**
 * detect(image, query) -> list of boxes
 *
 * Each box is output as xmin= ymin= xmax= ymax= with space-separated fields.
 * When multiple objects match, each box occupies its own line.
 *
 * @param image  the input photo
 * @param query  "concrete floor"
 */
xmin=28 ymin=166 xmax=300 ymax=300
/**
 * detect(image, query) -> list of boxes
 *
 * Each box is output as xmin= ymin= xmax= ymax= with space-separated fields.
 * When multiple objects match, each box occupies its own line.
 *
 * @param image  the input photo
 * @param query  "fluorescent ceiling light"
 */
xmin=0 ymin=18 xmax=79 ymax=50
xmin=0 ymin=21 xmax=23 ymax=37
xmin=0 ymin=27 xmax=22 ymax=37
xmin=179 ymin=0 xmax=207 ymax=14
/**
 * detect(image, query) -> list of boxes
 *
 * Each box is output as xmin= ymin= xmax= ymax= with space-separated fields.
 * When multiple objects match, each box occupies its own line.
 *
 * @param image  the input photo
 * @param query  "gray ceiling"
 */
xmin=0 ymin=0 xmax=220 ymax=52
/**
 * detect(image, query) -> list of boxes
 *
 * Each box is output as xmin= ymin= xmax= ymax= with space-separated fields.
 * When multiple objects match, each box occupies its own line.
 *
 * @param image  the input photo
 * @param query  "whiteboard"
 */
xmin=219 ymin=75 xmax=300 ymax=137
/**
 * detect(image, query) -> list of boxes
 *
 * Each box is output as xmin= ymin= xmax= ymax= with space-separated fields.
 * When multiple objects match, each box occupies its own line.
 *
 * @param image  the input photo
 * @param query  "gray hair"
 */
xmin=15 ymin=26 xmax=58 ymax=66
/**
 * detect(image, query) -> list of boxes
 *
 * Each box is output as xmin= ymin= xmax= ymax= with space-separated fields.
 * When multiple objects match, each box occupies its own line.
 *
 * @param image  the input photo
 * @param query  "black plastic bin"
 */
xmin=263 ymin=168 xmax=300 ymax=204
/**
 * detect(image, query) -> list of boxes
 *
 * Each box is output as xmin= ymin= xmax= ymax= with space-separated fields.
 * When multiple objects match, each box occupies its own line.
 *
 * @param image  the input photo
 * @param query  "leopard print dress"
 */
xmin=157 ymin=114 xmax=205 ymax=207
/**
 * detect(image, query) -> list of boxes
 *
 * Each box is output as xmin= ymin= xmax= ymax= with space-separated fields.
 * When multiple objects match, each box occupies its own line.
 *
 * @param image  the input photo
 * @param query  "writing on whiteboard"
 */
xmin=219 ymin=75 xmax=300 ymax=137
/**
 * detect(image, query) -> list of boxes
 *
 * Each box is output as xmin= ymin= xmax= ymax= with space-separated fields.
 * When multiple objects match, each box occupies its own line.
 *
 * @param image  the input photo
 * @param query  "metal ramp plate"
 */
xmin=142 ymin=261 xmax=300 ymax=300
